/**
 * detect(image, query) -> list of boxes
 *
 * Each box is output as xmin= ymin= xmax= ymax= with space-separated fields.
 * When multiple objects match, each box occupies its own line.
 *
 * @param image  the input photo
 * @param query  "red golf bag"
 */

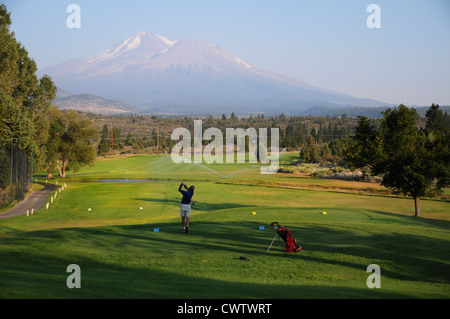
xmin=271 ymin=222 xmax=302 ymax=253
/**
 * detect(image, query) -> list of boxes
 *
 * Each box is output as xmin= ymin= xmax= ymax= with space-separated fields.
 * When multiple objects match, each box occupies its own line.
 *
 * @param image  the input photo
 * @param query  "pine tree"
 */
xmin=98 ymin=124 xmax=110 ymax=155
xmin=0 ymin=4 xmax=56 ymax=172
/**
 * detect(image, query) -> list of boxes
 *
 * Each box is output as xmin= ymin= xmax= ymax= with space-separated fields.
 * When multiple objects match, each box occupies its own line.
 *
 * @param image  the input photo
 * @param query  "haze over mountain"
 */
xmin=41 ymin=31 xmax=390 ymax=115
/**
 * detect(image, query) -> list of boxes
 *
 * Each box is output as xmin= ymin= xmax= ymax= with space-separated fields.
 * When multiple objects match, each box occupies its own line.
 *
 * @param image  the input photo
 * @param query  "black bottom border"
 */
xmin=1 ymin=298 xmax=447 ymax=317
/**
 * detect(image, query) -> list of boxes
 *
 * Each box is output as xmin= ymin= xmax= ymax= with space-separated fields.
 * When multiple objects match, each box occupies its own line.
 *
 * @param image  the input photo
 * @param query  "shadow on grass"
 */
xmin=367 ymin=209 xmax=450 ymax=229
xmin=0 ymin=247 xmax=410 ymax=299
xmin=1 ymin=214 xmax=449 ymax=298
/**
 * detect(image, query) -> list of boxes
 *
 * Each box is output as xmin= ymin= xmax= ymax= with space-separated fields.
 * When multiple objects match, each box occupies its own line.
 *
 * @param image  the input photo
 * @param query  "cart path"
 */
xmin=0 ymin=183 xmax=59 ymax=219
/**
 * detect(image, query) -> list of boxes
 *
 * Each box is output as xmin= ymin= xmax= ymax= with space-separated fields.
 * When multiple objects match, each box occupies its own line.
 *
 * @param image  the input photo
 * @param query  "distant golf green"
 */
xmin=0 ymin=154 xmax=449 ymax=298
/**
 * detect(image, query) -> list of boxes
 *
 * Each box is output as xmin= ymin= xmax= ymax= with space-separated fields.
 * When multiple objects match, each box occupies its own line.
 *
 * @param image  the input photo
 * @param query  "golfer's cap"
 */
xmin=189 ymin=185 xmax=195 ymax=190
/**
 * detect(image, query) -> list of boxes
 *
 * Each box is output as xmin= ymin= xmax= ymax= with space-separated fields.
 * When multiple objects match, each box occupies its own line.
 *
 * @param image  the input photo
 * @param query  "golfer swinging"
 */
xmin=178 ymin=182 xmax=195 ymax=233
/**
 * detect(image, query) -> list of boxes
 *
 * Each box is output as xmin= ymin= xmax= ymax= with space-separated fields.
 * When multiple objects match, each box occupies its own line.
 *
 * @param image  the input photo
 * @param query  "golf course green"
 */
xmin=0 ymin=154 xmax=449 ymax=298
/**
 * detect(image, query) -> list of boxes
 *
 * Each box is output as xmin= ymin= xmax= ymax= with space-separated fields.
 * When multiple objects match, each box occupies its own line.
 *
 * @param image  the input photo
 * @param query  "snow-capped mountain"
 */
xmin=40 ymin=31 xmax=388 ymax=114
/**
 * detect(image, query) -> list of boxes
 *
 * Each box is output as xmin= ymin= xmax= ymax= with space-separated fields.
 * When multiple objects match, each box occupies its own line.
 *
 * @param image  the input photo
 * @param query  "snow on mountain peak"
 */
xmin=88 ymin=31 xmax=174 ymax=64
xmin=82 ymin=31 xmax=255 ymax=74
xmin=135 ymin=30 xmax=148 ymax=37
xmin=235 ymin=57 xmax=252 ymax=69
xmin=125 ymin=34 xmax=142 ymax=50
xmin=155 ymin=34 xmax=176 ymax=47
xmin=88 ymin=35 xmax=141 ymax=63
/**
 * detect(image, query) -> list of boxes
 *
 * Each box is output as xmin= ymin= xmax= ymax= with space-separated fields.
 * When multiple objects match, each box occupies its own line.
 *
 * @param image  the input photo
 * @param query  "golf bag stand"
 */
xmin=267 ymin=233 xmax=279 ymax=252
xmin=270 ymin=222 xmax=302 ymax=253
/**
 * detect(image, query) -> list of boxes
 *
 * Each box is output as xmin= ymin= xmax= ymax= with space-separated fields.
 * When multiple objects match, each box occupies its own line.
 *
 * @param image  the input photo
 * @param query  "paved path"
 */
xmin=0 ymin=183 xmax=59 ymax=220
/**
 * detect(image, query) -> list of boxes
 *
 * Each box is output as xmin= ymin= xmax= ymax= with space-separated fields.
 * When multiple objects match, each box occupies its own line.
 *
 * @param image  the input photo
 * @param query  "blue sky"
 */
xmin=4 ymin=0 xmax=450 ymax=106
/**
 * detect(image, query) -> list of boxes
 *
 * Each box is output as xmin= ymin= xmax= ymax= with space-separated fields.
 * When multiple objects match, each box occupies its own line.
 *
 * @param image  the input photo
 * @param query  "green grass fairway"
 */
xmin=0 ymin=154 xmax=449 ymax=298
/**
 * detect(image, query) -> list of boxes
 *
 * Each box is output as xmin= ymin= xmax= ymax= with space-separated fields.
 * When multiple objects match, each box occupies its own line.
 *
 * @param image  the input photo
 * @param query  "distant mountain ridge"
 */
xmin=301 ymin=105 xmax=450 ymax=118
xmin=41 ymin=31 xmax=392 ymax=115
xmin=53 ymin=89 xmax=134 ymax=115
